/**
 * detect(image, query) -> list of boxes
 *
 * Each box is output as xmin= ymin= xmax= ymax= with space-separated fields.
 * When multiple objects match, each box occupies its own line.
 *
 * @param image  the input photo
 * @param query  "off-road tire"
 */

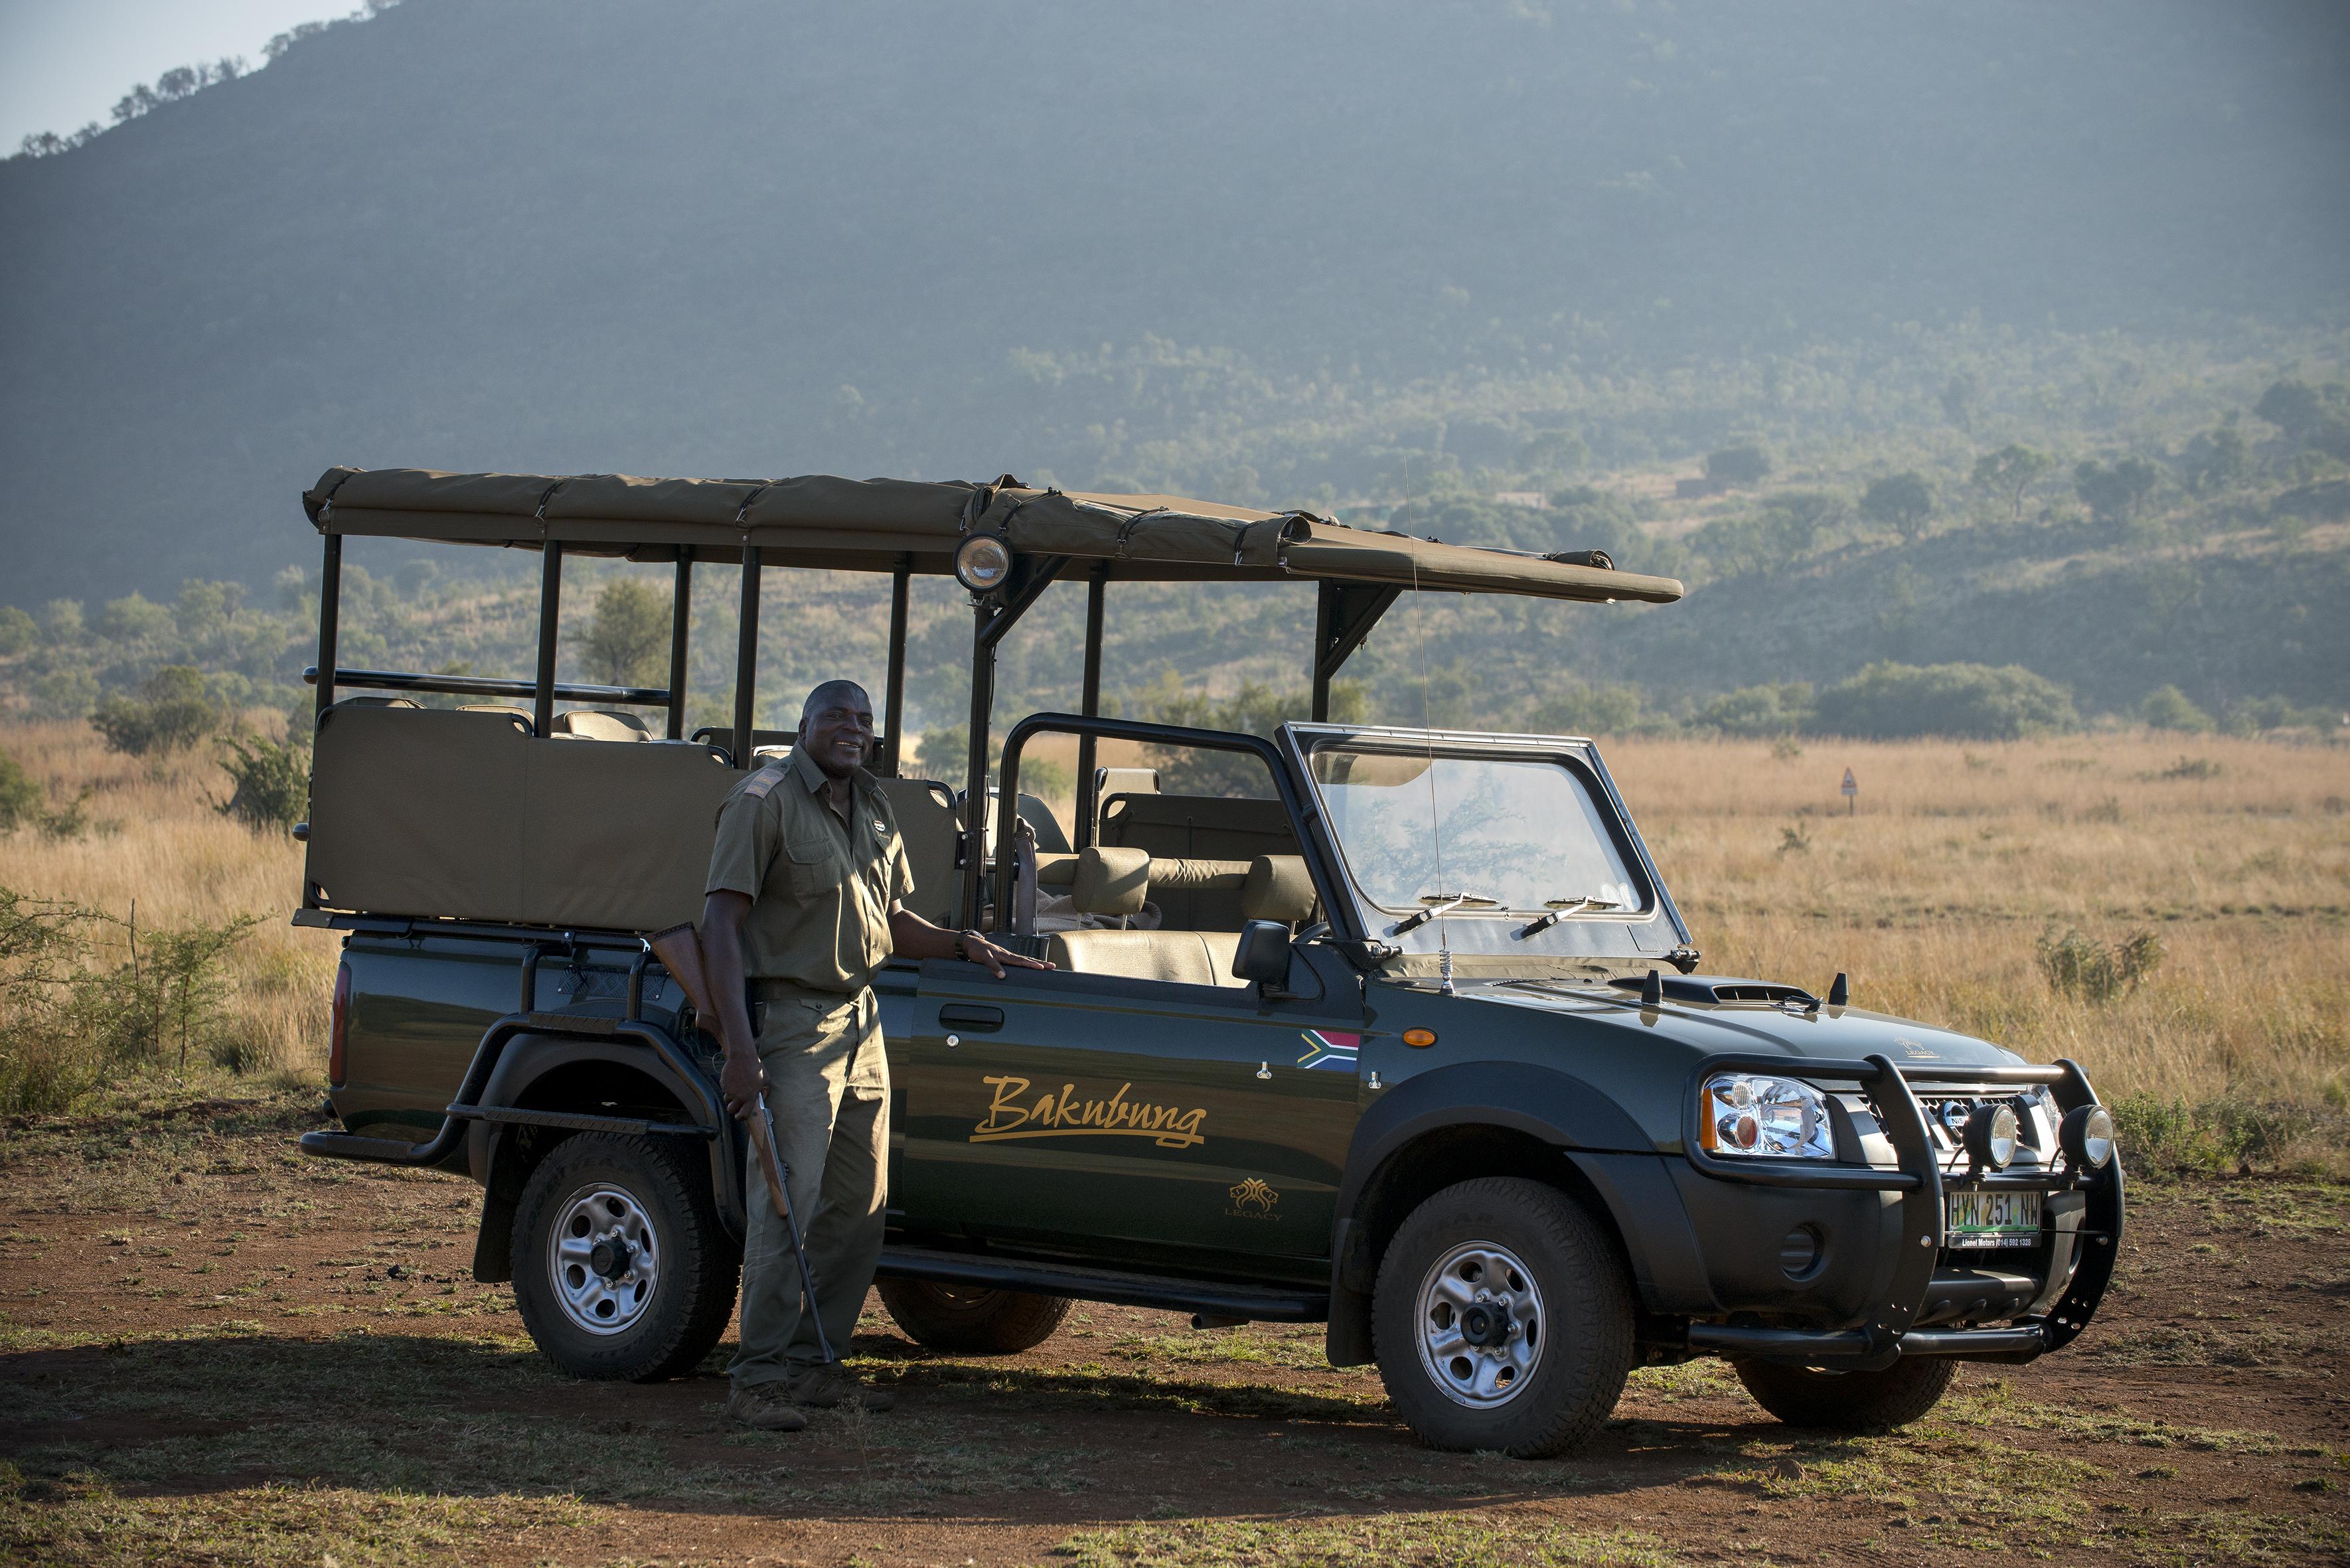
xmin=876 ymin=1279 xmax=1071 ymax=1353
xmin=1733 ymin=1356 xmax=1955 ymax=1431
xmin=1371 ymin=1176 xmax=1634 ymax=1458
xmin=511 ymin=1132 xmax=738 ymax=1381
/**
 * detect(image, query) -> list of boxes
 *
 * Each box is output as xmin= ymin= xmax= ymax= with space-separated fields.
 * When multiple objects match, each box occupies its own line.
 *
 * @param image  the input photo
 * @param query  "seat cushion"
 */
xmin=1047 ymin=928 xmax=1248 ymax=987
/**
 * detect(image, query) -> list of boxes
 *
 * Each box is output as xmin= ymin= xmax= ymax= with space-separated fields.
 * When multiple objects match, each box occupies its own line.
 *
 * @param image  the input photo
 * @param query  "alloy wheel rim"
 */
xmin=548 ymin=1182 xmax=661 ymax=1336
xmin=1415 ymin=1239 xmax=1545 ymax=1409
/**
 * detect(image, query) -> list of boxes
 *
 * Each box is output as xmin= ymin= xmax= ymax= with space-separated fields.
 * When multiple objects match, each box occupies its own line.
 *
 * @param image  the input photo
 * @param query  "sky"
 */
xmin=0 ymin=0 xmax=340 ymax=149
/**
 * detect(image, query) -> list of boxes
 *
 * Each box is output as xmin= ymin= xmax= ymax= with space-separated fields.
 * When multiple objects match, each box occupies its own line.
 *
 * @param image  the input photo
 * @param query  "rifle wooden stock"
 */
xmin=645 ymin=922 xmax=718 ymax=1022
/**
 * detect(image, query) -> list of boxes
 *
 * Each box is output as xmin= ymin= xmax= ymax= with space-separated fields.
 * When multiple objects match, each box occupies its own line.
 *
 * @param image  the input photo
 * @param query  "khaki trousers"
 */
xmin=728 ymin=986 xmax=888 ymax=1391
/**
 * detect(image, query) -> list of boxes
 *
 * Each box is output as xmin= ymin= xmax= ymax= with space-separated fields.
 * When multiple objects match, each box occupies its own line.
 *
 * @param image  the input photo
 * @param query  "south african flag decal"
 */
xmin=1296 ymin=1029 xmax=1364 ymax=1071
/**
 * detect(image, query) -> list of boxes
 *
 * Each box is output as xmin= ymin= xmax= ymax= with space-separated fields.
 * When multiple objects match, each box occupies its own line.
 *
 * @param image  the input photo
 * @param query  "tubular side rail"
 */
xmin=299 ymin=1010 xmax=723 ymax=1167
xmin=304 ymin=665 xmax=670 ymax=709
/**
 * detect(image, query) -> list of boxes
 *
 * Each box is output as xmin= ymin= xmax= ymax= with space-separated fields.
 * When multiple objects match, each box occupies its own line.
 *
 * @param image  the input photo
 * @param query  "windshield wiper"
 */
xmin=1391 ymin=891 xmax=1498 ymax=935
xmin=1514 ymin=894 xmax=1624 ymax=939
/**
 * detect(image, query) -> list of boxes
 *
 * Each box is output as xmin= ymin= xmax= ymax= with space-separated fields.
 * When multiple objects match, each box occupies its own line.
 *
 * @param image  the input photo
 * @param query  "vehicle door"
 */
xmin=895 ymin=945 xmax=1365 ymax=1277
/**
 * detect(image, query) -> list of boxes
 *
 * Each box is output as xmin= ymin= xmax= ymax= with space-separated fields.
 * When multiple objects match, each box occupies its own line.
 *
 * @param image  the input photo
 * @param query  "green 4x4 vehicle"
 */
xmin=294 ymin=467 xmax=2122 ymax=1457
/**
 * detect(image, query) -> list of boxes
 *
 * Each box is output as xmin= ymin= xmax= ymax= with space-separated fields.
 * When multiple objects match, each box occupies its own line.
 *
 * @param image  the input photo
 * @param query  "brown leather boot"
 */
xmin=725 ymin=1381 xmax=810 ymax=1431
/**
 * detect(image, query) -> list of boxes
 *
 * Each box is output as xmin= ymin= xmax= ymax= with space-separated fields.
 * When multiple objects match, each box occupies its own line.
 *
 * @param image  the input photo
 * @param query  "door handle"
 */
xmin=938 ymin=1004 xmax=1005 ymax=1032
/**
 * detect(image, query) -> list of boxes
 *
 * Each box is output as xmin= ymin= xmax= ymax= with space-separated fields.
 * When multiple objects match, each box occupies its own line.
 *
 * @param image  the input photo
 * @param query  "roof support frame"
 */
xmin=1311 ymin=581 xmax=1403 ymax=721
xmin=665 ymin=552 xmax=693 ymax=740
xmin=880 ymin=554 xmax=911 ymax=777
xmin=733 ymin=547 xmax=761 ymax=769
xmin=313 ymin=533 xmax=342 ymax=726
xmin=958 ymin=554 xmax=1069 ymax=927
xmin=1073 ymin=566 xmax=1108 ymax=849
xmin=532 ymin=542 xmax=564 ymax=739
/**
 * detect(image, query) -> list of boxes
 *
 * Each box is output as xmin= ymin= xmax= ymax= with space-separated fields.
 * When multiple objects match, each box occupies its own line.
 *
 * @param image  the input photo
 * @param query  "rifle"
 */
xmin=645 ymin=922 xmax=836 ymax=1366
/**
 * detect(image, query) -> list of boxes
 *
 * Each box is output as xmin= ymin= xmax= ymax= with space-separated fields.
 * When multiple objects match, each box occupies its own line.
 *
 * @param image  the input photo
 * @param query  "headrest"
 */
xmin=553 ymin=710 xmax=648 ymax=742
xmin=1241 ymin=855 xmax=1316 ymax=923
xmin=1072 ymin=845 xmax=1150 ymax=917
xmin=1035 ymin=852 xmax=1080 ymax=888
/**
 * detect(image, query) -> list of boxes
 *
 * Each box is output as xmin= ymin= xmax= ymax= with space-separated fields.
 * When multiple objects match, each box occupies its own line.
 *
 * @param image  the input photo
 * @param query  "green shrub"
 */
xmin=216 ymin=734 xmax=309 ymax=833
xmin=0 ymin=751 xmax=41 ymax=832
xmin=90 ymin=665 xmax=219 ymax=756
xmin=1697 ymin=682 xmax=1814 ymax=737
xmin=2110 ymin=1094 xmax=2341 ymax=1176
xmin=1812 ymin=661 xmax=2078 ymax=740
xmin=2035 ymin=926 xmax=2163 ymax=1002
xmin=1705 ymin=444 xmax=1771 ymax=486
xmin=2139 ymin=685 xmax=2213 ymax=733
xmin=1529 ymin=682 xmax=1647 ymax=737
xmin=95 ymin=591 xmax=175 ymax=642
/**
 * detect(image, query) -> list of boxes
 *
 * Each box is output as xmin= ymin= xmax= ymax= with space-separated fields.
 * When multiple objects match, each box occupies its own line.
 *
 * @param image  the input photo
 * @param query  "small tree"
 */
xmin=2073 ymin=457 xmax=2158 ymax=526
xmin=1705 ymin=444 xmax=1771 ymax=487
xmin=90 ymin=666 xmax=219 ymax=757
xmin=0 ymin=753 xmax=42 ymax=832
xmin=0 ymin=607 xmax=35 ymax=657
xmin=2139 ymin=685 xmax=2214 ymax=733
xmin=1861 ymin=472 xmax=1934 ymax=542
xmin=584 ymin=579 xmax=670 ymax=688
xmin=1970 ymin=444 xmax=2053 ymax=522
xmin=217 ymin=734 xmax=310 ymax=832
xmin=96 ymin=593 xmax=174 ymax=643
xmin=2182 ymin=422 xmax=2250 ymax=494
xmin=1518 ymin=430 xmax=1590 ymax=479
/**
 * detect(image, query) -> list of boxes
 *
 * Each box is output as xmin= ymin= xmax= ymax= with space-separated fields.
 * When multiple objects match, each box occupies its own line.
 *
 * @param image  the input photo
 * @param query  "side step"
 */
xmin=876 ymin=1243 xmax=1328 ymax=1323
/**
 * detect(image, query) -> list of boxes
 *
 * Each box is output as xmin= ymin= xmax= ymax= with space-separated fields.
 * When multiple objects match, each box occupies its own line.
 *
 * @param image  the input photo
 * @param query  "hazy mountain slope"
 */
xmin=3 ymin=0 xmax=2346 ymax=605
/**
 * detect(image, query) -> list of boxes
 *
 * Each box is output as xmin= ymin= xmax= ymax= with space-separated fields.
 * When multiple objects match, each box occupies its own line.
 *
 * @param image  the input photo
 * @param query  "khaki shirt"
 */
xmin=705 ymin=746 xmax=914 ymax=997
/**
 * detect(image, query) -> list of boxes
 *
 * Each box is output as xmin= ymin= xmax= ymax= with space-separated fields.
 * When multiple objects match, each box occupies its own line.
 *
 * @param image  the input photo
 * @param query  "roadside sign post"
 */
xmin=1841 ymin=767 xmax=1857 ymax=817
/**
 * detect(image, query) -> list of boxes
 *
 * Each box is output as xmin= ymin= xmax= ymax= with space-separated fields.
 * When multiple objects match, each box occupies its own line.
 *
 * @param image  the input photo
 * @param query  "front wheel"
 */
xmin=1371 ymin=1176 xmax=1634 ymax=1458
xmin=876 ymin=1278 xmax=1071 ymax=1353
xmin=1733 ymin=1356 xmax=1954 ymax=1431
xmin=510 ymin=1133 xmax=739 ymax=1381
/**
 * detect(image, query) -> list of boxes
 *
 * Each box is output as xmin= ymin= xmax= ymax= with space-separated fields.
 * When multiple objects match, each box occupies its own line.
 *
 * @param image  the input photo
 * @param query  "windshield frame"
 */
xmin=1280 ymin=722 xmax=1689 ymax=967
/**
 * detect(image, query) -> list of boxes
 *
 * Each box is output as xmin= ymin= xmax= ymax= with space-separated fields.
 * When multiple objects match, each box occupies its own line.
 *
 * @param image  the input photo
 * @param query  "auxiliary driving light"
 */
xmin=2060 ymin=1104 xmax=2116 ymax=1170
xmin=954 ymin=533 xmax=1014 ymax=594
xmin=1964 ymin=1103 xmax=2020 ymax=1169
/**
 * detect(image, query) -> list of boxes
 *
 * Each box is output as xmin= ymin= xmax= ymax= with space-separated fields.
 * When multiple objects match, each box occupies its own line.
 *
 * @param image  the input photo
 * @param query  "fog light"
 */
xmin=954 ymin=533 xmax=1014 ymax=594
xmin=2061 ymin=1104 xmax=2116 ymax=1170
xmin=1965 ymin=1103 xmax=2020 ymax=1169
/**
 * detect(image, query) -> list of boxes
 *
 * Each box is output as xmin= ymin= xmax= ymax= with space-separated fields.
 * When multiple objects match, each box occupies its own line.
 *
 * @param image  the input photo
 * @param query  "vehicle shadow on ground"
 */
xmin=1 ymin=1329 xmax=1845 ymax=1518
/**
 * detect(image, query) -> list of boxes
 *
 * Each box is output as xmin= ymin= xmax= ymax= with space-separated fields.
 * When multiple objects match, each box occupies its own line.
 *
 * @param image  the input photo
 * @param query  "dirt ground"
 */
xmin=2 ymin=1095 xmax=2345 ymax=1567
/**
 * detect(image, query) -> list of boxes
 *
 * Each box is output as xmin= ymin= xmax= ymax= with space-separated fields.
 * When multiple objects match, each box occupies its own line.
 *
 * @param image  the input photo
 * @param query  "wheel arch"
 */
xmin=1324 ymin=1061 xmax=1707 ymax=1366
xmin=467 ymin=1034 xmax=742 ymax=1283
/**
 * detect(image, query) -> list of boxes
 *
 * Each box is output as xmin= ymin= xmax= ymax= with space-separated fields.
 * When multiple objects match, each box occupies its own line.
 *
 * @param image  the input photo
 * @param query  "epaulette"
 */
xmin=739 ymin=761 xmax=789 ymax=801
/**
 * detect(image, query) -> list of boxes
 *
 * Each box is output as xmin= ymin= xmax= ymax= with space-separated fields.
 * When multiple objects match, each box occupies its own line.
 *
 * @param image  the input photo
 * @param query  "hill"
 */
xmin=3 ymin=0 xmax=2349 ymax=606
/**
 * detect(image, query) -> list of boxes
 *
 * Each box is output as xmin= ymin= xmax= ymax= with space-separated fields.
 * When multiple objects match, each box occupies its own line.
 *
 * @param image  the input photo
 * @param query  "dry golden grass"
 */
xmin=1607 ymin=734 xmax=2350 ymax=1123
xmin=0 ymin=718 xmax=336 ymax=1086
xmin=3 ymin=720 xmax=2344 ymax=1148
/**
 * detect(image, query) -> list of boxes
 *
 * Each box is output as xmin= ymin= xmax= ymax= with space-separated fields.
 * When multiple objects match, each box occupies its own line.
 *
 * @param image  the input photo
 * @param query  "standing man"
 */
xmin=701 ymin=678 xmax=1049 ymax=1432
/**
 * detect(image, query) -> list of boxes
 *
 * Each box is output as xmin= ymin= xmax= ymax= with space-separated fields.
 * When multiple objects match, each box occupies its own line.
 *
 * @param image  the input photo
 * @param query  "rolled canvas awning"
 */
xmin=304 ymin=466 xmax=1683 ymax=605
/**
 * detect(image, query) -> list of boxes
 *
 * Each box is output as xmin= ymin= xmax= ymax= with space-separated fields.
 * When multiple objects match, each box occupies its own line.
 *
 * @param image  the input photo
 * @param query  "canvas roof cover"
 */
xmin=304 ymin=467 xmax=1682 ymax=605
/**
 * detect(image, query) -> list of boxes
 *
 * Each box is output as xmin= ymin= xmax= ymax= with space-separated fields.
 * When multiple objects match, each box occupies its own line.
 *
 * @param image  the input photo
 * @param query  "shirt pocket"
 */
xmin=783 ymin=831 xmax=844 ymax=900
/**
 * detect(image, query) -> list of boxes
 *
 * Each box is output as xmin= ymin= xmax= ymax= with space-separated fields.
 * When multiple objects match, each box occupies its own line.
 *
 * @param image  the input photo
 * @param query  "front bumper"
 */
xmin=1678 ymin=1052 xmax=2122 ymax=1370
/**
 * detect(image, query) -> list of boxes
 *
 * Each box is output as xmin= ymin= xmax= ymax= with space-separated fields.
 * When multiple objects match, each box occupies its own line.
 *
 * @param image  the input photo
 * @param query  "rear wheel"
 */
xmin=876 ymin=1279 xmax=1071 ymax=1353
xmin=510 ymin=1133 xmax=738 ymax=1381
xmin=1371 ymin=1176 xmax=1634 ymax=1458
xmin=1733 ymin=1356 xmax=1955 ymax=1431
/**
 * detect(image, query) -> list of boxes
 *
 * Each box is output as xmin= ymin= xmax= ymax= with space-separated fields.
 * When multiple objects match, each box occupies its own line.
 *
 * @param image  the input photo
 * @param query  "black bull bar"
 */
xmin=1678 ymin=1053 xmax=2122 ymax=1371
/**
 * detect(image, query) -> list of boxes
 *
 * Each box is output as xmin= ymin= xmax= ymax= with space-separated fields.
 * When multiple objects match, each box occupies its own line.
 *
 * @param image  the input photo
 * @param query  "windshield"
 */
xmin=1307 ymin=744 xmax=1642 ymax=916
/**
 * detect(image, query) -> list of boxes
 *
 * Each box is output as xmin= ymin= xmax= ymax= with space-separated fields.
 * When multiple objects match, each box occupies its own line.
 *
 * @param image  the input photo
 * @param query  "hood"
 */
xmin=1459 ymin=979 xmax=2029 ymax=1071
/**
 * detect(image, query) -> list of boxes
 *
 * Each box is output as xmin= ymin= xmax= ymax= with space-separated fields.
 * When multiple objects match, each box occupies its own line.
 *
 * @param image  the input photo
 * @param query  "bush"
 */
xmin=2035 ymin=927 xmax=2163 ymax=1002
xmin=2110 ymin=1094 xmax=2341 ymax=1176
xmin=1705 ymin=444 xmax=1771 ymax=486
xmin=1697 ymin=682 xmax=1814 ymax=737
xmin=0 ymin=605 xmax=36 ymax=657
xmin=90 ymin=665 xmax=220 ymax=756
xmin=96 ymin=591 xmax=175 ymax=643
xmin=217 ymin=734 xmax=310 ymax=832
xmin=2073 ymin=457 xmax=2158 ymax=526
xmin=1135 ymin=675 xmax=1358 ymax=796
xmin=1812 ymin=661 xmax=2078 ymax=740
xmin=2139 ymin=684 xmax=2214 ymax=732
xmin=0 ymin=751 xmax=40 ymax=832
xmin=2222 ymin=694 xmax=2339 ymax=736
xmin=584 ymin=578 xmax=670 ymax=688
xmin=1529 ymin=682 xmax=1646 ymax=737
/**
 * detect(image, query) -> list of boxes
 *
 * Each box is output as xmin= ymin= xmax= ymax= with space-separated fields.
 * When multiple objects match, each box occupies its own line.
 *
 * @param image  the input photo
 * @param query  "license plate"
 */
xmin=1944 ymin=1188 xmax=2041 ymax=1248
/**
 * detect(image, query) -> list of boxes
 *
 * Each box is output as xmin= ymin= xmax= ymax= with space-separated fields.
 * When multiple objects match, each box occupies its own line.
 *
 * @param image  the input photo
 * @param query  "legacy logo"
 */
xmin=1227 ymin=1178 xmax=1278 ymax=1212
xmin=971 ymin=1075 xmax=1208 ymax=1150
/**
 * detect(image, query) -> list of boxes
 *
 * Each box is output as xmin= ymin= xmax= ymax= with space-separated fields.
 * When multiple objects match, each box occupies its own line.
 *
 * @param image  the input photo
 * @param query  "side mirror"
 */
xmin=1232 ymin=920 xmax=1293 ymax=987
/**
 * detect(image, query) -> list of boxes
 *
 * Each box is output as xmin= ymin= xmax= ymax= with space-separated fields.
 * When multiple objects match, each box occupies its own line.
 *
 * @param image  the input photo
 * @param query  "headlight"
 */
xmin=954 ymin=532 xmax=1014 ymax=594
xmin=2060 ymin=1104 xmax=2116 ymax=1170
xmin=1699 ymin=1073 xmax=1834 ymax=1159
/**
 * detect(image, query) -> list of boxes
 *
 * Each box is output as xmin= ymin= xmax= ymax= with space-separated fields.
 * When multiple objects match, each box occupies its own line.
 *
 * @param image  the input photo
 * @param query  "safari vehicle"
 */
xmin=294 ymin=466 xmax=2123 ymax=1457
